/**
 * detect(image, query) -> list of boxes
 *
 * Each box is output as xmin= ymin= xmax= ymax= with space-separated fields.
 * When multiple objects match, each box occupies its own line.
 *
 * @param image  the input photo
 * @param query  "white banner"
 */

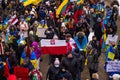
xmin=106 ymin=61 xmax=120 ymax=72
xmin=37 ymin=28 xmax=46 ymax=37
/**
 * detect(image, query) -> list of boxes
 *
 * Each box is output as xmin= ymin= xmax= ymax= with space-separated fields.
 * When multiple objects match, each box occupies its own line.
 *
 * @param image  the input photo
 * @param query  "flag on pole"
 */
xmin=41 ymin=39 xmax=67 ymax=55
xmin=9 ymin=15 xmax=19 ymax=25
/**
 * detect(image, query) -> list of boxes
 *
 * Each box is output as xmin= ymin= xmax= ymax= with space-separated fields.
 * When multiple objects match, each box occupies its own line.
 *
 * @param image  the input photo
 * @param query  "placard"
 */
xmin=37 ymin=28 xmax=46 ymax=37
xmin=106 ymin=35 xmax=118 ymax=45
xmin=106 ymin=61 xmax=120 ymax=72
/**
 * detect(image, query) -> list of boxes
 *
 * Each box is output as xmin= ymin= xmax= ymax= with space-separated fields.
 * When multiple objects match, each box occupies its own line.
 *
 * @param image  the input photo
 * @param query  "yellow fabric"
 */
xmin=77 ymin=0 xmax=84 ymax=5
xmin=33 ymin=0 xmax=42 ymax=5
xmin=20 ymin=58 xmax=24 ymax=65
xmin=44 ymin=24 xmax=48 ymax=29
xmin=30 ymin=60 xmax=37 ymax=69
xmin=23 ymin=0 xmax=35 ymax=7
xmin=85 ymin=59 xmax=88 ymax=66
xmin=56 ymin=0 xmax=68 ymax=16
xmin=0 ymin=24 xmax=2 ymax=30
xmin=108 ymin=52 xmax=115 ymax=60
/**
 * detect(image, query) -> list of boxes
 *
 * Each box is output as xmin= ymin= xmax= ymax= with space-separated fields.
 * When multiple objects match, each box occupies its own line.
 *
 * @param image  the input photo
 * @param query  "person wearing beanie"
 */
xmin=46 ymin=58 xmax=60 ymax=80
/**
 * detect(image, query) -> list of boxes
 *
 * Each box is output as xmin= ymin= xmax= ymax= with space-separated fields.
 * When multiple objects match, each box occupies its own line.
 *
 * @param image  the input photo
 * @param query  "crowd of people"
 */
xmin=0 ymin=0 xmax=120 ymax=80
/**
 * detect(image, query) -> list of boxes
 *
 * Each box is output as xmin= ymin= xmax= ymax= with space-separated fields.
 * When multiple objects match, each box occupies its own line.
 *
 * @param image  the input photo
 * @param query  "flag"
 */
xmin=106 ymin=46 xmax=116 ymax=61
xmin=62 ymin=3 xmax=71 ymax=16
xmin=41 ymin=39 xmax=67 ymax=55
xmin=23 ymin=0 xmax=35 ymax=7
xmin=33 ymin=0 xmax=42 ymax=5
xmin=74 ymin=4 xmax=84 ymax=23
xmin=25 ymin=15 xmax=31 ymax=21
xmin=100 ymin=22 xmax=106 ymax=49
xmin=108 ymin=52 xmax=115 ymax=60
xmin=56 ymin=0 xmax=69 ymax=16
xmin=9 ymin=15 xmax=19 ymax=25
xmin=77 ymin=0 xmax=84 ymax=4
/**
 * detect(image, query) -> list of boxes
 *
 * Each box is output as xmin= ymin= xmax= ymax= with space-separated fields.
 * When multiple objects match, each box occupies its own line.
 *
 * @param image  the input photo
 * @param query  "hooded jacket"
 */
xmin=32 ymin=42 xmax=42 ymax=59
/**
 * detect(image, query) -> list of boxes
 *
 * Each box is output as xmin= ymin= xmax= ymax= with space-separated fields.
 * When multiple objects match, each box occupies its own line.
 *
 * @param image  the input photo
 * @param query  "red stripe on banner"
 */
xmin=42 ymin=46 xmax=67 ymax=55
xmin=11 ymin=17 xmax=17 ymax=24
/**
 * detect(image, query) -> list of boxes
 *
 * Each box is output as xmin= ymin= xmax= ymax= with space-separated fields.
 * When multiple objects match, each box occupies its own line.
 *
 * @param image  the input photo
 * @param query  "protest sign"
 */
xmin=106 ymin=35 xmax=118 ymax=45
xmin=37 ymin=28 xmax=46 ymax=37
xmin=106 ymin=61 xmax=120 ymax=72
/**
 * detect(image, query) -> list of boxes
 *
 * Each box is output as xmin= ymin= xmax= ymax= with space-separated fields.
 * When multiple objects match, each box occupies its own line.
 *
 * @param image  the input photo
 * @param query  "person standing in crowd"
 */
xmin=32 ymin=41 xmax=42 ymax=69
xmin=61 ymin=51 xmax=79 ymax=80
xmin=73 ymin=48 xmax=85 ymax=80
xmin=89 ymin=36 xmax=101 ymax=57
xmin=74 ymin=32 xmax=88 ymax=51
xmin=86 ymin=45 xmax=99 ymax=80
xmin=46 ymin=58 xmax=60 ymax=80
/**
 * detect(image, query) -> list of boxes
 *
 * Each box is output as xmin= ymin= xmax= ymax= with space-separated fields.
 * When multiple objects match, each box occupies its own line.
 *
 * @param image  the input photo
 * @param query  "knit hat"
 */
xmin=54 ymin=58 xmax=60 ymax=65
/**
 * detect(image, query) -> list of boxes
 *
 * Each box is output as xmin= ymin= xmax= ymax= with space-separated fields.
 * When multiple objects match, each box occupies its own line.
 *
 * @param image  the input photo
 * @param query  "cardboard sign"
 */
xmin=106 ymin=61 xmax=120 ymax=72
xmin=106 ymin=35 xmax=118 ymax=45
xmin=37 ymin=28 xmax=46 ymax=37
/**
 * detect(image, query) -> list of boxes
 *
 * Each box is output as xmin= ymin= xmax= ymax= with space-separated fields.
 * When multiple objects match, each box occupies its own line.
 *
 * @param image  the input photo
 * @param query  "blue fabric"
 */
xmin=21 ymin=51 xmax=26 ymax=59
xmin=30 ymin=51 xmax=37 ymax=60
xmin=108 ymin=72 xmax=120 ymax=80
xmin=74 ymin=35 xmax=88 ymax=50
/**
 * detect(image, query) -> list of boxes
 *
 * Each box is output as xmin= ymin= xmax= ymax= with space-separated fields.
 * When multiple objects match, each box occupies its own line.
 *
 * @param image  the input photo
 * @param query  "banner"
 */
xmin=106 ymin=61 xmax=120 ymax=72
xmin=41 ymin=39 xmax=67 ymax=55
xmin=37 ymin=28 xmax=46 ymax=37
xmin=106 ymin=35 xmax=118 ymax=45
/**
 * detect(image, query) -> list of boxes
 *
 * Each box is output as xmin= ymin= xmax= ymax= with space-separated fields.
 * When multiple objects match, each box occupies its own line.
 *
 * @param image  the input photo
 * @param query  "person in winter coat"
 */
xmin=93 ymin=17 xmax=102 ymax=41
xmin=46 ymin=58 xmax=60 ymax=80
xmin=86 ymin=45 xmax=99 ymax=80
xmin=74 ymin=32 xmax=88 ymax=51
xmin=61 ymin=51 xmax=79 ymax=80
xmin=89 ymin=36 xmax=101 ymax=57
xmin=32 ymin=41 xmax=42 ymax=69
xmin=73 ymin=48 xmax=85 ymax=80
xmin=44 ymin=25 xmax=55 ymax=39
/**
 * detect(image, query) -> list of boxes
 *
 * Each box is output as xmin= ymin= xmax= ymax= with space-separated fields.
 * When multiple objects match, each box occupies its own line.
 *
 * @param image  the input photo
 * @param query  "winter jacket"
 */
xmin=46 ymin=65 xmax=60 ymax=80
xmin=61 ymin=57 xmax=79 ymax=79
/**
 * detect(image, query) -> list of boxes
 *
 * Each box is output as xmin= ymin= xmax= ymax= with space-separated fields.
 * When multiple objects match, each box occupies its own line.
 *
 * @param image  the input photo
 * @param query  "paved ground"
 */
xmin=40 ymin=1 xmax=120 ymax=80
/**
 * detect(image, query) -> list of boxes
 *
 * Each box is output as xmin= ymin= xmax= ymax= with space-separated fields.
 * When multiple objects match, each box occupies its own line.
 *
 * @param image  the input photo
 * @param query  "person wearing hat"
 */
xmin=46 ymin=58 xmax=60 ymax=80
xmin=86 ymin=45 xmax=99 ymax=80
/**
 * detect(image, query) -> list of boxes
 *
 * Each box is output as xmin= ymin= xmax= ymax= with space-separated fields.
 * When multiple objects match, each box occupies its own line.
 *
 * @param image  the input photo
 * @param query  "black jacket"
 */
xmin=61 ymin=57 xmax=79 ymax=79
xmin=46 ymin=65 xmax=60 ymax=80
